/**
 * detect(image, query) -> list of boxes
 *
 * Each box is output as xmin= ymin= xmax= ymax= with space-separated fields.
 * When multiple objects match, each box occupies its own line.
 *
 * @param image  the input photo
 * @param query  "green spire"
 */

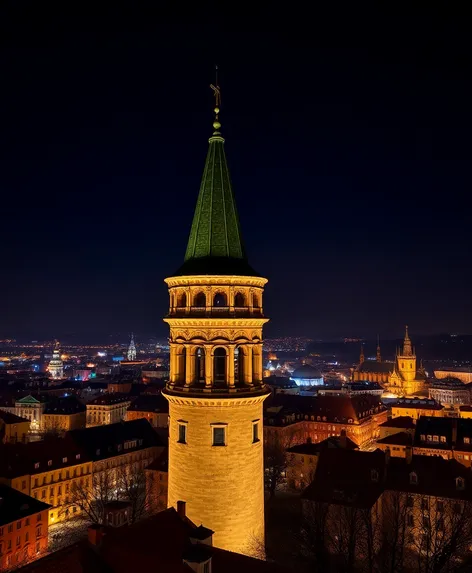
xmin=184 ymin=132 xmax=245 ymax=261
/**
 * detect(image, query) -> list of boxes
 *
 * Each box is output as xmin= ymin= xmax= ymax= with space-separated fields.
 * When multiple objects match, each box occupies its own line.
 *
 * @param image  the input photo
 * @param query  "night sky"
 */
xmin=0 ymin=4 xmax=470 ymax=341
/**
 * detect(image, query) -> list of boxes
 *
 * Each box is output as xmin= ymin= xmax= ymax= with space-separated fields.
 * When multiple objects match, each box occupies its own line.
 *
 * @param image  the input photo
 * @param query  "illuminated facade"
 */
xmin=47 ymin=341 xmax=64 ymax=380
xmin=162 ymin=89 xmax=270 ymax=556
xmin=127 ymin=333 xmax=137 ymax=361
xmin=353 ymin=328 xmax=427 ymax=396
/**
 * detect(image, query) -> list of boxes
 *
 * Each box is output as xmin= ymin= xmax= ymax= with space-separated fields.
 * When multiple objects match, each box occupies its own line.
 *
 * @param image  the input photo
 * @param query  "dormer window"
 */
xmin=76 ymin=454 xmax=80 ymax=460
xmin=440 ymin=436 xmax=446 ymax=443
xmin=456 ymin=477 xmax=465 ymax=491
xmin=47 ymin=460 xmax=52 ymax=467
xmin=409 ymin=472 xmax=418 ymax=485
xmin=433 ymin=436 xmax=439 ymax=442
xmin=464 ymin=438 xmax=470 ymax=444
xmin=34 ymin=463 xmax=40 ymax=469
xmin=427 ymin=435 xmax=432 ymax=441
xmin=62 ymin=457 xmax=67 ymax=463
xmin=420 ymin=434 xmax=426 ymax=441
xmin=371 ymin=469 xmax=379 ymax=483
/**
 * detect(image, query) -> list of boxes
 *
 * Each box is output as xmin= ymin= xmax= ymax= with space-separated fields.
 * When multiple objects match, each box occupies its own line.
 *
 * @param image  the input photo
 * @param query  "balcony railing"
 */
xmin=169 ymin=306 xmax=263 ymax=318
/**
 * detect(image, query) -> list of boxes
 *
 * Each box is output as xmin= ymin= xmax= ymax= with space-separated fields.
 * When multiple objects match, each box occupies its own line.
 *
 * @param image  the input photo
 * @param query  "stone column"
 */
xmin=170 ymin=344 xmax=178 ymax=383
xmin=228 ymin=346 xmax=235 ymax=387
xmin=253 ymin=344 xmax=263 ymax=383
xmin=205 ymin=346 xmax=213 ymax=387
xmin=185 ymin=345 xmax=195 ymax=386
xmin=244 ymin=346 xmax=253 ymax=385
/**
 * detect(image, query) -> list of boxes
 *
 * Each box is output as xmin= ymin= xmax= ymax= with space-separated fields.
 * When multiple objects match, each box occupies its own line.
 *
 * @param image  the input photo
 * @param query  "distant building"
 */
xmin=352 ymin=327 xmax=427 ymax=396
xmin=86 ymin=393 xmax=132 ymax=427
xmin=429 ymin=377 xmax=471 ymax=406
xmin=378 ymin=416 xmax=416 ymax=439
xmin=0 ymin=410 xmax=30 ymax=443
xmin=264 ymin=375 xmax=300 ymax=395
xmin=47 ymin=342 xmax=63 ymax=380
xmin=290 ymin=364 xmax=323 ymax=387
xmin=286 ymin=433 xmax=358 ymax=490
xmin=43 ymin=396 xmax=86 ymax=432
xmin=126 ymin=394 xmax=169 ymax=428
xmin=264 ymin=394 xmax=388 ymax=448
xmin=0 ymin=395 xmax=47 ymax=434
xmin=391 ymin=398 xmax=444 ymax=420
xmin=127 ymin=334 xmax=137 ymax=362
xmin=434 ymin=367 xmax=472 ymax=384
xmin=0 ymin=485 xmax=50 ymax=570
xmin=318 ymin=381 xmax=383 ymax=397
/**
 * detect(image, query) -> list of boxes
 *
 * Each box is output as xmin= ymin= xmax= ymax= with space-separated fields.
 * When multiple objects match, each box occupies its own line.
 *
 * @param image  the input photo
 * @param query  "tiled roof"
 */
xmin=392 ymin=398 xmax=443 ymax=411
xmin=287 ymin=435 xmax=358 ymax=455
xmin=67 ymin=418 xmax=163 ymax=462
xmin=44 ymin=396 xmax=86 ymax=415
xmin=87 ymin=393 xmax=132 ymax=406
xmin=0 ymin=437 xmax=89 ymax=478
xmin=21 ymin=508 xmax=288 ymax=572
xmin=357 ymin=361 xmax=394 ymax=374
xmin=302 ymin=449 xmax=385 ymax=508
xmin=0 ymin=485 xmax=50 ymax=526
xmin=379 ymin=416 xmax=416 ymax=429
xmin=377 ymin=432 xmax=413 ymax=446
xmin=127 ymin=393 xmax=169 ymax=413
xmin=145 ymin=448 xmax=168 ymax=472
xmin=0 ymin=409 xmax=29 ymax=424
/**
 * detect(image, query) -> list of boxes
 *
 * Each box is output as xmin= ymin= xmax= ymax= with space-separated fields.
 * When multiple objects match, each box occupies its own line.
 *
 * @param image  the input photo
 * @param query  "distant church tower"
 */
xmin=396 ymin=325 xmax=416 ymax=381
xmin=48 ymin=341 xmax=64 ymax=379
xmin=376 ymin=335 xmax=382 ymax=362
xmin=162 ymin=83 xmax=270 ymax=555
xmin=127 ymin=333 xmax=137 ymax=361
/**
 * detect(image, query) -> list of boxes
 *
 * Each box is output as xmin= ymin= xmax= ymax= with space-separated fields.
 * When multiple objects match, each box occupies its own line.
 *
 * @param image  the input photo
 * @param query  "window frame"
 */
xmin=252 ymin=420 xmax=260 ymax=443
xmin=211 ymin=423 xmax=227 ymax=447
xmin=177 ymin=420 xmax=188 ymax=444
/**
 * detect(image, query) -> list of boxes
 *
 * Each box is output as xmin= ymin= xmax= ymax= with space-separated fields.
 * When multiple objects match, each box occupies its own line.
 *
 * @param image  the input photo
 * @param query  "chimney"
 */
xmin=339 ymin=429 xmax=347 ymax=449
xmin=405 ymin=446 xmax=413 ymax=464
xmin=177 ymin=500 xmax=186 ymax=520
xmin=88 ymin=524 xmax=104 ymax=547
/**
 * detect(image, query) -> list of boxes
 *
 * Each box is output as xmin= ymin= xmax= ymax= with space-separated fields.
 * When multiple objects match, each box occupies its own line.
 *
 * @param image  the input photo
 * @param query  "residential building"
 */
xmin=0 ymin=438 xmax=92 ymax=525
xmin=68 ymin=418 xmax=163 ymax=486
xmin=376 ymin=432 xmax=413 ymax=457
xmin=264 ymin=394 xmax=388 ymax=448
xmin=0 ymin=485 xmax=49 ymax=571
xmin=429 ymin=377 xmax=471 ymax=405
xmin=286 ymin=433 xmax=358 ymax=490
xmin=86 ymin=393 xmax=131 ymax=427
xmin=0 ymin=395 xmax=47 ymax=434
xmin=126 ymin=394 xmax=169 ymax=428
xmin=318 ymin=381 xmax=383 ymax=397
xmin=0 ymin=411 xmax=30 ymax=443
xmin=43 ymin=396 xmax=86 ymax=433
xmin=145 ymin=449 xmax=168 ymax=513
xmin=378 ymin=416 xmax=416 ymax=439
xmin=391 ymin=398 xmax=444 ymax=420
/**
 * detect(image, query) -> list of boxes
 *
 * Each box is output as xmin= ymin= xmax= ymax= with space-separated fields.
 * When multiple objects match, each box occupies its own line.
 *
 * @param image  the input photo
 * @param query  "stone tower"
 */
xmin=162 ymin=85 xmax=270 ymax=556
xmin=396 ymin=325 xmax=416 ymax=381
xmin=127 ymin=333 xmax=137 ymax=361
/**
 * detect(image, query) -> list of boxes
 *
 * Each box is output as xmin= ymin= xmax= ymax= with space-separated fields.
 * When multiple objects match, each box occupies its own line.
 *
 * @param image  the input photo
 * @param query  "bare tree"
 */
xmin=264 ymin=432 xmax=289 ymax=498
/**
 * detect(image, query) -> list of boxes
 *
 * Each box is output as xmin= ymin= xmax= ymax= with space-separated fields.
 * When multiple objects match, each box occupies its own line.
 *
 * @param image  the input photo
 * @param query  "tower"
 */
xmin=162 ymin=82 xmax=270 ymax=556
xmin=396 ymin=325 xmax=416 ymax=381
xmin=359 ymin=344 xmax=365 ymax=364
xmin=376 ymin=334 xmax=381 ymax=362
xmin=48 ymin=341 xmax=64 ymax=379
xmin=127 ymin=333 xmax=137 ymax=361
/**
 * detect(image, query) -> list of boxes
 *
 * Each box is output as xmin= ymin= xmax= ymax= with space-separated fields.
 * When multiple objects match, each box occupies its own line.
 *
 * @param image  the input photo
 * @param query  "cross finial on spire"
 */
xmin=210 ymin=65 xmax=222 ymax=133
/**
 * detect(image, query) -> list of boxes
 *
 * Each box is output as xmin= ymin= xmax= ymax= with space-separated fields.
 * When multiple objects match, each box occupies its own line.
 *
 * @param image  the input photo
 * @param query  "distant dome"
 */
xmin=292 ymin=364 xmax=323 ymax=380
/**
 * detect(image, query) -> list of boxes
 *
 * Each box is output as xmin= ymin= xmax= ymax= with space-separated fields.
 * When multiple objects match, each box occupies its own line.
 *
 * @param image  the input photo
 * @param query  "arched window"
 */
xmin=234 ymin=292 xmax=246 ymax=307
xmin=194 ymin=292 xmax=206 ymax=307
xmin=196 ymin=348 xmax=205 ymax=382
xmin=252 ymin=293 xmax=260 ymax=308
xmin=213 ymin=292 xmax=227 ymax=307
xmin=237 ymin=347 xmax=245 ymax=383
xmin=213 ymin=348 xmax=227 ymax=383
xmin=177 ymin=292 xmax=187 ymax=307
xmin=179 ymin=347 xmax=187 ymax=384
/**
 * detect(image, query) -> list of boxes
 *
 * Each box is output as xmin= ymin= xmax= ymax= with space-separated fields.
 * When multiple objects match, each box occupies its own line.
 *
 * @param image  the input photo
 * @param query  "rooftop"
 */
xmin=87 ymin=393 xmax=132 ymax=406
xmin=20 ymin=507 xmax=287 ymax=572
xmin=392 ymin=398 xmax=443 ymax=411
xmin=376 ymin=431 xmax=413 ymax=446
xmin=287 ymin=435 xmax=358 ymax=455
xmin=44 ymin=396 xmax=86 ymax=415
xmin=0 ymin=409 xmax=29 ymax=424
xmin=378 ymin=416 xmax=416 ymax=429
xmin=127 ymin=393 xmax=169 ymax=414
xmin=0 ymin=485 xmax=50 ymax=526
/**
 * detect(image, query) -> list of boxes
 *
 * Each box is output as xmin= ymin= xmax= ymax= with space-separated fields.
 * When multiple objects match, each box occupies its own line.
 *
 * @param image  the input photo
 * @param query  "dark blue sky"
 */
xmin=0 ymin=4 xmax=470 ymax=341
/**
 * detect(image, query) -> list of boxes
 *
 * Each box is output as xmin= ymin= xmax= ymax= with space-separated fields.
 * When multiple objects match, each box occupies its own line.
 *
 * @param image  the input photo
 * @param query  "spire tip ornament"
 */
xmin=210 ymin=65 xmax=222 ymax=134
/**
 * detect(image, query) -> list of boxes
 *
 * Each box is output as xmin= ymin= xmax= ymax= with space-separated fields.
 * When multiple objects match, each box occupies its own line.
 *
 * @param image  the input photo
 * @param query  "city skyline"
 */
xmin=1 ymin=5 xmax=470 ymax=339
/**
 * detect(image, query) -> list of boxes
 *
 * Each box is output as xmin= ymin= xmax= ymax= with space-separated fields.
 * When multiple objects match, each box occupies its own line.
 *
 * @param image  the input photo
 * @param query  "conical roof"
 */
xmin=174 ymin=120 xmax=258 ymax=277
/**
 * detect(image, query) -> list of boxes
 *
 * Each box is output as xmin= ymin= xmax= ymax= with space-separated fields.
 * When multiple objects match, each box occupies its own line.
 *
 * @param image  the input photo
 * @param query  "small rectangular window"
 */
xmin=253 ymin=421 xmax=260 ymax=443
xmin=213 ymin=427 xmax=226 ymax=446
xmin=178 ymin=424 xmax=187 ymax=444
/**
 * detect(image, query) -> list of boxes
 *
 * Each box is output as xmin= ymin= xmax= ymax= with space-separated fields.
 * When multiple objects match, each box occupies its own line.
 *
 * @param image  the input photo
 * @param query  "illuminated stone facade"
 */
xmin=48 ymin=341 xmax=64 ymax=380
xmin=163 ymin=95 xmax=270 ymax=556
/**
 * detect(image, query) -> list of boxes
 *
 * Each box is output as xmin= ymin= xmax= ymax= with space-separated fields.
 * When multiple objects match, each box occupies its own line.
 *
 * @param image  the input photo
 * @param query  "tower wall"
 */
xmin=166 ymin=393 xmax=267 ymax=555
xmin=397 ymin=356 xmax=416 ymax=381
